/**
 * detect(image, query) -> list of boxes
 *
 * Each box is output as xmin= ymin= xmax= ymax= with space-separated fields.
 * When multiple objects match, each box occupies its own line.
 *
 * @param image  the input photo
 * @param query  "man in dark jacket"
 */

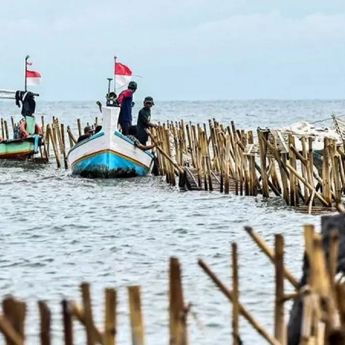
xmin=137 ymin=96 xmax=156 ymax=145
xmin=117 ymin=81 xmax=137 ymax=135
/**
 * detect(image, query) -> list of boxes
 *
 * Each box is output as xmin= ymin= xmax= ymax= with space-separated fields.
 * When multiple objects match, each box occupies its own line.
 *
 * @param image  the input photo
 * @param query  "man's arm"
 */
xmin=133 ymin=141 xmax=155 ymax=151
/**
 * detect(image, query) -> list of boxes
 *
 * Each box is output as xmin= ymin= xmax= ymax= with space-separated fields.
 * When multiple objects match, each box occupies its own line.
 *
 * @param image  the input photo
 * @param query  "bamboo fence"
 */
xmin=1 ymin=115 xmax=344 ymax=213
xmin=0 ymin=214 xmax=343 ymax=344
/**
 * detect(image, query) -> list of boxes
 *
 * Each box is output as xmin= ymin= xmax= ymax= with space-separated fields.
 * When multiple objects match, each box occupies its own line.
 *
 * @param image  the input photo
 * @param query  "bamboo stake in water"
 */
xmin=47 ymin=125 xmax=61 ymax=168
xmin=62 ymin=300 xmax=74 ymax=345
xmin=81 ymin=283 xmax=96 ymax=345
xmin=274 ymin=234 xmax=286 ymax=344
xmin=244 ymin=226 xmax=299 ymax=288
xmin=38 ymin=301 xmax=51 ymax=345
xmin=231 ymin=243 xmax=240 ymax=345
xmin=11 ymin=116 xmax=15 ymax=138
xmin=198 ymin=259 xmax=281 ymax=345
xmin=2 ymin=297 xmax=26 ymax=345
xmin=1 ymin=118 xmax=5 ymax=139
xmin=104 ymin=288 xmax=116 ymax=345
xmin=67 ymin=126 xmax=77 ymax=148
xmin=128 ymin=286 xmax=145 ymax=345
xmin=77 ymin=119 xmax=82 ymax=137
xmin=170 ymin=257 xmax=188 ymax=345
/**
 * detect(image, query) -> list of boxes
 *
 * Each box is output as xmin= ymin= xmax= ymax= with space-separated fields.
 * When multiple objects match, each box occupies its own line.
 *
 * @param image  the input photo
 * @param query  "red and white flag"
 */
xmin=26 ymin=69 xmax=41 ymax=86
xmin=114 ymin=62 xmax=132 ymax=91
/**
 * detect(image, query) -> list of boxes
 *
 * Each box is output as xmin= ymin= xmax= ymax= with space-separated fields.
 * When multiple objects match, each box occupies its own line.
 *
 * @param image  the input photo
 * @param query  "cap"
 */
xmin=144 ymin=96 xmax=154 ymax=105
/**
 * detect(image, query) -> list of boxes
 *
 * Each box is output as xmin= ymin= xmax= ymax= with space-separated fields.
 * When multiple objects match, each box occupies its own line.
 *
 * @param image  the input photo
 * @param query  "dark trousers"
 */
xmin=120 ymin=121 xmax=131 ymax=135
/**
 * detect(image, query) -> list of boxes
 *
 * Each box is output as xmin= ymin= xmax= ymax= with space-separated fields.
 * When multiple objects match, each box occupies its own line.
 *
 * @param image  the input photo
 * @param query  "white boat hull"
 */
xmin=67 ymin=107 xmax=153 ymax=177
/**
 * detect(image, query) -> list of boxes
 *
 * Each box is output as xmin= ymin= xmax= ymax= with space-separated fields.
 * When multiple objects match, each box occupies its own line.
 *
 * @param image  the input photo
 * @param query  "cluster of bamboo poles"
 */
xmin=0 ymin=214 xmax=344 ymax=345
xmin=0 ymin=115 xmax=99 ymax=169
xmin=217 ymin=214 xmax=345 ymax=345
xmin=42 ymin=116 xmax=102 ymax=169
xmin=151 ymin=119 xmax=345 ymax=213
xmin=0 ymin=117 xmax=10 ymax=140
xmin=2 ymin=114 xmax=345 ymax=212
xmin=0 ymin=257 xmax=188 ymax=345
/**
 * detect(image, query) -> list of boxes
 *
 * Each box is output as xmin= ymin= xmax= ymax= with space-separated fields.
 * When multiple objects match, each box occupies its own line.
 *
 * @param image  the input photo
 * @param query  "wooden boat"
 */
xmin=0 ymin=136 xmax=41 ymax=160
xmin=0 ymin=89 xmax=43 ymax=160
xmin=67 ymin=106 xmax=153 ymax=177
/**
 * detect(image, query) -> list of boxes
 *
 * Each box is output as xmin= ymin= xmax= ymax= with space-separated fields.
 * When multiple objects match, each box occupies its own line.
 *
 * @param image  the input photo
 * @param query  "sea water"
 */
xmin=0 ymin=100 xmax=343 ymax=344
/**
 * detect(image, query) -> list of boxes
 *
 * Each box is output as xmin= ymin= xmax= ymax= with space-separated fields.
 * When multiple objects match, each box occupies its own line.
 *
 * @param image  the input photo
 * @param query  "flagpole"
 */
xmin=24 ymin=55 xmax=30 ymax=92
xmin=113 ymin=56 xmax=117 ymax=94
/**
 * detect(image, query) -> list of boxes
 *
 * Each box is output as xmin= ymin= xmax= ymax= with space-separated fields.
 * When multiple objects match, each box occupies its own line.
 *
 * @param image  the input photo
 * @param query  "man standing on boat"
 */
xmin=117 ymin=81 xmax=137 ymax=135
xmin=137 ymin=96 xmax=156 ymax=145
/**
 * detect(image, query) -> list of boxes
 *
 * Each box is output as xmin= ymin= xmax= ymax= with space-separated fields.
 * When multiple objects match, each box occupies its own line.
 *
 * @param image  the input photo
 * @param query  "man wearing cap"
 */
xmin=77 ymin=126 xmax=93 ymax=143
xmin=137 ymin=96 xmax=156 ymax=145
xmin=117 ymin=81 xmax=137 ymax=135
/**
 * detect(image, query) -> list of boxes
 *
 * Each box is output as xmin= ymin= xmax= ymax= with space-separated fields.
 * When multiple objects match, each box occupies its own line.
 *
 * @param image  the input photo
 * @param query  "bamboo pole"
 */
xmin=285 ymin=162 xmax=329 ymax=207
xmin=2 ymin=297 xmax=26 ymax=345
xmin=4 ymin=120 xmax=9 ymax=140
xmin=67 ymin=126 xmax=77 ymax=148
xmin=244 ymin=227 xmax=299 ymax=288
xmin=146 ymin=129 xmax=183 ymax=174
xmin=10 ymin=117 xmax=15 ymax=138
xmin=274 ymin=235 xmax=286 ymax=345
xmin=198 ymin=259 xmax=281 ymax=345
xmin=77 ymin=119 xmax=82 ymax=137
xmin=103 ymin=288 xmax=116 ymax=345
xmin=45 ymin=124 xmax=50 ymax=157
xmin=231 ymin=243 xmax=240 ymax=345
xmin=128 ymin=286 xmax=145 ymax=345
xmin=81 ymin=283 xmax=96 ymax=345
xmin=288 ymin=134 xmax=298 ymax=206
xmin=0 ymin=316 xmax=24 ymax=345
xmin=47 ymin=124 xmax=61 ymax=168
xmin=170 ymin=257 xmax=188 ymax=345
xmin=165 ymin=128 xmax=176 ymax=186
xmin=299 ymin=288 xmax=315 ymax=345
xmin=70 ymin=303 xmax=103 ymax=343
xmin=38 ymin=301 xmax=51 ymax=345
xmin=1 ymin=118 xmax=5 ymax=139
xmin=60 ymin=123 xmax=68 ymax=169
xmin=62 ymin=300 xmax=74 ymax=345
xmin=41 ymin=116 xmax=45 ymax=136
xmin=258 ymin=130 xmax=270 ymax=198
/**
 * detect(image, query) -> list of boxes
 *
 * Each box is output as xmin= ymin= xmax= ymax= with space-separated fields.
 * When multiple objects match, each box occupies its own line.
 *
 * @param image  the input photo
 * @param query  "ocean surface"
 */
xmin=0 ymin=99 xmax=342 ymax=344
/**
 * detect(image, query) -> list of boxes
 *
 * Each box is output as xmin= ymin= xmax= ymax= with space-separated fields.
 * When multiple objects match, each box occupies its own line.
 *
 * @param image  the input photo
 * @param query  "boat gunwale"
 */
xmin=68 ymin=130 xmax=153 ymax=159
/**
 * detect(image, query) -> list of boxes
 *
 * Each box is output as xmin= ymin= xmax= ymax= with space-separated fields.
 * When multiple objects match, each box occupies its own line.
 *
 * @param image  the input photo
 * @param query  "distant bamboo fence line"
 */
xmin=1 ymin=115 xmax=344 ymax=214
xmin=0 ymin=213 xmax=345 ymax=344
xmin=149 ymin=119 xmax=345 ymax=214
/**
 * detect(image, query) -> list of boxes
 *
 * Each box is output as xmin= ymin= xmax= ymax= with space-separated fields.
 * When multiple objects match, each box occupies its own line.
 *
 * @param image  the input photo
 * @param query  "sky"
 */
xmin=1 ymin=1 xmax=345 ymax=101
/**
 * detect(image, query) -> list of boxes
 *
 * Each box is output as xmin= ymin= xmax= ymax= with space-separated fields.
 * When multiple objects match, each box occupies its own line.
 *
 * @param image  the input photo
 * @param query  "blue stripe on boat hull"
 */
xmin=72 ymin=151 xmax=149 ymax=178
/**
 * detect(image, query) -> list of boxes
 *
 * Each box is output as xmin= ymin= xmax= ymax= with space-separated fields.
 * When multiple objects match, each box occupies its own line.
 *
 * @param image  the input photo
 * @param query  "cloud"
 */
xmin=1 ymin=2 xmax=345 ymax=100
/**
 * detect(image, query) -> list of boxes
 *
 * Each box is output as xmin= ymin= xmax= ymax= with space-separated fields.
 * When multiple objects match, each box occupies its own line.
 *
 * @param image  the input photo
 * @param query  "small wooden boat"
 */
xmin=67 ymin=106 xmax=153 ymax=177
xmin=0 ymin=89 xmax=43 ymax=160
xmin=0 ymin=136 xmax=42 ymax=160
